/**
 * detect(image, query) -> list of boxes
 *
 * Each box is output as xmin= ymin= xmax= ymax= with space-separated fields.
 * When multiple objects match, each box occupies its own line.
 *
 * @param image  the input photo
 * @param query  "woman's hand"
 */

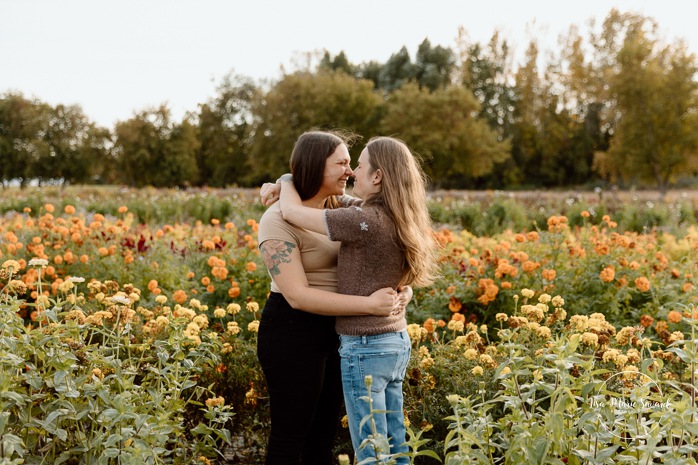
xmin=394 ymin=285 xmax=413 ymax=314
xmin=368 ymin=287 xmax=399 ymax=316
xmin=260 ymin=182 xmax=281 ymax=206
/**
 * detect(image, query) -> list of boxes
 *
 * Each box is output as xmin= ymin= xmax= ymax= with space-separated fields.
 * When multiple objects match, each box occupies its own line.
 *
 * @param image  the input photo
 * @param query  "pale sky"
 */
xmin=2 ymin=0 xmax=695 ymax=127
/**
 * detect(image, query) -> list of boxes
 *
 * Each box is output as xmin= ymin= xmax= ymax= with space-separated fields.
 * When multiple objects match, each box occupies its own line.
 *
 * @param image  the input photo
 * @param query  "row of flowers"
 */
xmin=1 ymin=199 xmax=698 ymax=462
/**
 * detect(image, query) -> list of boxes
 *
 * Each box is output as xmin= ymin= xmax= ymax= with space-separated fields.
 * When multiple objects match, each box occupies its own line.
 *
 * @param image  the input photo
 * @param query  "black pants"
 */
xmin=257 ymin=292 xmax=343 ymax=465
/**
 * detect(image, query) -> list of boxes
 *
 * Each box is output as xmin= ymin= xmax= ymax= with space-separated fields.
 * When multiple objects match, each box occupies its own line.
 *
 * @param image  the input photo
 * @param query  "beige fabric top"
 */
xmin=258 ymin=203 xmax=340 ymax=294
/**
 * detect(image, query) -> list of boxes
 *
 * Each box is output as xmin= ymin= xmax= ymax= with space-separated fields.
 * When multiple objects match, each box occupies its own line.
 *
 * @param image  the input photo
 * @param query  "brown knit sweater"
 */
xmin=324 ymin=203 xmax=407 ymax=336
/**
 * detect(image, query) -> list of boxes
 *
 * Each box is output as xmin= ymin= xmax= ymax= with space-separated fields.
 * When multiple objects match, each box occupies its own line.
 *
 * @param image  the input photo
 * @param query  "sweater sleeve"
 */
xmin=324 ymin=206 xmax=381 ymax=245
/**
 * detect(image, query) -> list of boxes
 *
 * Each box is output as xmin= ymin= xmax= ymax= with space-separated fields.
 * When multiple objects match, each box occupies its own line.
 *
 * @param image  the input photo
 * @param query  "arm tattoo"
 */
xmin=260 ymin=240 xmax=297 ymax=277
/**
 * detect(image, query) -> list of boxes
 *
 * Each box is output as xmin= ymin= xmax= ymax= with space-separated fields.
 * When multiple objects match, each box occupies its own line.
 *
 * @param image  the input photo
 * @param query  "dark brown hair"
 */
xmin=289 ymin=130 xmax=355 ymax=208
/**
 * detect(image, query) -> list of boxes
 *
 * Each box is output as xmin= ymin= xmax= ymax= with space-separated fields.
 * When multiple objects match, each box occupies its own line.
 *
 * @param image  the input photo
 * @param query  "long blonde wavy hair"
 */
xmin=362 ymin=136 xmax=439 ymax=288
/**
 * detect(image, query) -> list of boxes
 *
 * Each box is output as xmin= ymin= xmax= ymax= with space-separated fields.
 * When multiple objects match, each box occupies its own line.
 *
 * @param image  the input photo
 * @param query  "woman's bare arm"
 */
xmin=260 ymin=239 xmax=397 ymax=316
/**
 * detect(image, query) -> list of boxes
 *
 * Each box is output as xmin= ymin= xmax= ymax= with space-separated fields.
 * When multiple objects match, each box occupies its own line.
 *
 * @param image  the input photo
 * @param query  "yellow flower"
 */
xmin=246 ymin=302 xmax=260 ymax=313
xmin=227 ymin=321 xmax=240 ymax=335
xmin=227 ymin=303 xmax=241 ymax=315
xmin=247 ymin=320 xmax=260 ymax=333
xmin=471 ymin=366 xmax=484 ymax=376
xmin=580 ymin=332 xmax=599 ymax=347
xmin=447 ymin=319 xmax=464 ymax=332
xmin=495 ymin=313 xmax=508 ymax=322
xmin=464 ymin=348 xmax=478 ymax=360
xmin=213 ymin=308 xmax=226 ymax=318
xmin=521 ymin=288 xmax=535 ymax=299
xmin=2 ymin=260 xmax=21 ymax=273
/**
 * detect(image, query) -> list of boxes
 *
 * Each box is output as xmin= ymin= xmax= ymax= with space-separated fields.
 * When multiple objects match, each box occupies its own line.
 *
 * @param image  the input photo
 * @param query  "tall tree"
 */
xmin=378 ymin=46 xmax=417 ymax=92
xmin=114 ymin=106 xmax=198 ymax=187
xmin=414 ymin=38 xmax=455 ymax=91
xmin=606 ymin=23 xmax=698 ymax=196
xmin=379 ymin=83 xmax=510 ymax=188
xmin=37 ymin=104 xmax=95 ymax=185
xmin=195 ymin=73 xmax=259 ymax=187
xmin=0 ymin=93 xmax=49 ymax=187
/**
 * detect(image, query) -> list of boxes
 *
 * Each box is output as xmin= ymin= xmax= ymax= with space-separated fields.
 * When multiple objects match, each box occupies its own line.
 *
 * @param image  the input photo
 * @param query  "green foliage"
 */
xmin=380 ymin=83 xmax=511 ymax=187
xmin=0 ymin=271 xmax=234 ymax=463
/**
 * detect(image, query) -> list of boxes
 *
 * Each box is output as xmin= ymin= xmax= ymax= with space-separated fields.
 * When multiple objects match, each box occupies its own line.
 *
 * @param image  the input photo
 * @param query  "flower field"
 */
xmin=1 ymin=187 xmax=697 ymax=464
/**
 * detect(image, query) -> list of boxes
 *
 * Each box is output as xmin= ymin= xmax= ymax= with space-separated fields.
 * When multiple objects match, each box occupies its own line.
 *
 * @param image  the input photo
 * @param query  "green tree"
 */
xmin=319 ymin=51 xmax=355 ymax=75
xmin=457 ymin=30 xmax=518 ymax=187
xmin=415 ymin=38 xmax=455 ymax=91
xmin=378 ymin=46 xmax=417 ymax=92
xmin=248 ymin=70 xmax=382 ymax=184
xmin=36 ymin=104 xmax=96 ymax=186
xmin=0 ymin=93 xmax=49 ymax=187
xmin=195 ymin=73 xmax=259 ymax=187
xmin=114 ymin=106 xmax=199 ymax=187
xmin=606 ymin=25 xmax=698 ymax=196
xmin=379 ymin=83 xmax=510 ymax=188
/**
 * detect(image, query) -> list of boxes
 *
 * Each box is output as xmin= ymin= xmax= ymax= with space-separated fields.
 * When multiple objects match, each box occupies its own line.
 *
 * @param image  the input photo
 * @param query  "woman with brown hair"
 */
xmin=278 ymin=136 xmax=438 ymax=464
xmin=256 ymin=131 xmax=411 ymax=465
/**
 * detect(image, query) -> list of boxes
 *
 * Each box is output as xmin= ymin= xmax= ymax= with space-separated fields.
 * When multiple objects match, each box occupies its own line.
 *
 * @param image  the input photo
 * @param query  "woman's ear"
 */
xmin=372 ymin=168 xmax=383 ymax=185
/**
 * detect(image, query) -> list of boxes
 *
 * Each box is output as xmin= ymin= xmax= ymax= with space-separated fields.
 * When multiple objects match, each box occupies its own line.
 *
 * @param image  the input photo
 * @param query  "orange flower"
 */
xmin=64 ymin=205 xmax=76 ymax=215
xmin=541 ymin=269 xmax=556 ymax=281
xmin=581 ymin=211 xmax=590 ymax=218
xmin=451 ymin=313 xmax=466 ymax=323
xmin=118 ymin=206 xmax=128 ymax=214
xmin=225 ymin=222 xmax=235 ymax=230
xmin=635 ymin=276 xmax=651 ymax=293
xmin=639 ymin=314 xmax=654 ymax=328
xmin=173 ymin=290 xmax=188 ymax=304
xmin=514 ymin=233 xmax=525 ymax=243
xmin=654 ymin=320 xmax=668 ymax=334
xmin=211 ymin=218 xmax=220 ymax=226
xmin=683 ymin=282 xmax=694 ymax=293
xmin=448 ymin=297 xmax=462 ymax=313
xmin=247 ymin=219 xmax=259 ymax=232
xmin=667 ymin=310 xmax=683 ymax=324
xmin=246 ymin=262 xmax=257 ymax=272
xmin=206 ymin=285 xmax=215 ymax=293
xmin=148 ymin=280 xmax=159 ymax=291
xmin=211 ymin=266 xmax=228 ymax=280
xmin=201 ymin=276 xmax=211 ymax=286
xmin=228 ymin=286 xmax=241 ymax=298
xmin=423 ymin=318 xmax=435 ymax=332
xmin=202 ymin=240 xmax=215 ymax=250
xmin=522 ymin=260 xmax=540 ymax=273
xmin=500 ymin=281 xmax=512 ymax=289
xmin=600 ymin=266 xmax=615 ymax=283
xmin=44 ymin=203 xmax=55 ymax=213
xmin=187 ymin=271 xmax=195 ymax=279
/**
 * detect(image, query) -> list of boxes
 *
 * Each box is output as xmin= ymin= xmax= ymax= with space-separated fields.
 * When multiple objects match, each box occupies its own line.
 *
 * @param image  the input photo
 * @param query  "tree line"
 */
xmin=1 ymin=9 xmax=697 ymax=195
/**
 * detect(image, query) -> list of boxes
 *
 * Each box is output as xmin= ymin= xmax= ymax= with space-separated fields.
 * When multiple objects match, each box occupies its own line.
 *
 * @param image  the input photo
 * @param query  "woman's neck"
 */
xmin=302 ymin=195 xmax=328 ymax=209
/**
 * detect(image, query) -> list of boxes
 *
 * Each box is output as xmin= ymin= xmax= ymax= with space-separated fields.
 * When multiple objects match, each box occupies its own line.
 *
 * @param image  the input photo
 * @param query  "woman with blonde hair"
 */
xmin=278 ymin=136 xmax=438 ymax=464
xmin=256 ymin=131 xmax=413 ymax=465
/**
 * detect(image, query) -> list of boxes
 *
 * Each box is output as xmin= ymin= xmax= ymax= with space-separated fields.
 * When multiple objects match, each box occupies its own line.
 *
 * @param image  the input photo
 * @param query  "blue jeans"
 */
xmin=339 ymin=330 xmax=411 ymax=464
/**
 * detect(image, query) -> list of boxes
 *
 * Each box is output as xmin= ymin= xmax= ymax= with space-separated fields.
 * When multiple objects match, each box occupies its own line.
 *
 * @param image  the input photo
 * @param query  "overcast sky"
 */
xmin=2 ymin=0 xmax=694 ymax=127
